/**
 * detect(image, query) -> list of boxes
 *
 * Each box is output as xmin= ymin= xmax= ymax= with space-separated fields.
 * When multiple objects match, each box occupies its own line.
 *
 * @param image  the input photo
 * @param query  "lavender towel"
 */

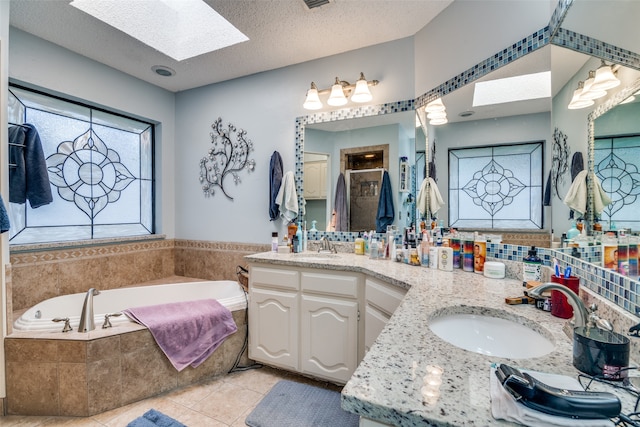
xmin=123 ymin=299 xmax=237 ymax=371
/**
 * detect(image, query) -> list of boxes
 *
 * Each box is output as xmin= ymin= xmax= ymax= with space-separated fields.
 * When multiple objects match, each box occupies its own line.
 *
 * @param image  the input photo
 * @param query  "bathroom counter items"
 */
xmin=245 ymin=252 xmax=637 ymax=427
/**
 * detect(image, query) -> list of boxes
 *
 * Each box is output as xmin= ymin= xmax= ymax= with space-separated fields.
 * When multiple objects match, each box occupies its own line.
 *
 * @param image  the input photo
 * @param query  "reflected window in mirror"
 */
xmin=449 ymin=142 xmax=543 ymax=229
xmin=594 ymin=134 xmax=640 ymax=231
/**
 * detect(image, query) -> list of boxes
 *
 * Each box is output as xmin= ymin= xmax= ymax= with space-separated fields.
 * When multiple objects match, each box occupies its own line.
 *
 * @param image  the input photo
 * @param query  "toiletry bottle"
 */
xmin=420 ymin=230 xmax=430 ymax=267
xmin=522 ymin=246 xmax=542 ymax=286
xmin=303 ymin=222 xmax=308 ymax=252
xmin=363 ymin=232 xmax=369 ymax=254
xmin=438 ymin=247 xmax=454 ymax=271
xmin=429 ymin=246 xmax=438 ymax=268
xmin=473 ymin=236 xmax=486 ymax=274
xmin=355 ymin=235 xmax=365 ymax=255
xmin=296 ymin=222 xmax=303 ymax=253
xmin=369 ymin=238 xmax=379 ymax=259
xmin=271 ymin=232 xmax=278 ymax=252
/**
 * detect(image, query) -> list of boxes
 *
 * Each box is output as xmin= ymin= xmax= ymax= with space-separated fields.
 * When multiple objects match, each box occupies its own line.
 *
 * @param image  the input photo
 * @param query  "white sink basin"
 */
xmin=429 ymin=311 xmax=554 ymax=359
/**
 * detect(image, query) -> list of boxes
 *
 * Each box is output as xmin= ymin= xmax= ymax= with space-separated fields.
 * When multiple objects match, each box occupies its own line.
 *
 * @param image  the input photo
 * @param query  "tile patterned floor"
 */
xmin=0 ymin=366 xmax=342 ymax=427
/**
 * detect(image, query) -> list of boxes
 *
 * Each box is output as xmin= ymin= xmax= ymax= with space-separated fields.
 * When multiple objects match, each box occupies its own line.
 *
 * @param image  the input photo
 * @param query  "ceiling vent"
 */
xmin=303 ymin=0 xmax=330 ymax=9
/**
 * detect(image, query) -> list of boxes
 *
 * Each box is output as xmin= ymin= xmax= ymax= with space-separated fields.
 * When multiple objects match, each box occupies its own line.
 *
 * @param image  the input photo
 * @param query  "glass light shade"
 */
xmin=427 ymin=110 xmax=447 ymax=120
xmin=568 ymin=85 xmax=594 ymax=109
xmin=303 ymin=84 xmax=322 ymax=110
xmin=351 ymin=78 xmax=372 ymax=103
xmin=581 ymin=71 xmax=607 ymax=100
xmin=590 ymin=63 xmax=620 ymax=91
xmin=327 ymin=78 xmax=348 ymax=106
xmin=425 ymin=98 xmax=446 ymax=113
xmin=429 ymin=117 xmax=448 ymax=125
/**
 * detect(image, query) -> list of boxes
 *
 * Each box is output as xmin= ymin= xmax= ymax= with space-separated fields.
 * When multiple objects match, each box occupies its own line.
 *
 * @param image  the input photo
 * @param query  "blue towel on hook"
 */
xmin=9 ymin=124 xmax=53 ymax=208
xmin=0 ymin=195 xmax=10 ymax=233
xmin=269 ymin=151 xmax=283 ymax=221
xmin=376 ymin=171 xmax=395 ymax=233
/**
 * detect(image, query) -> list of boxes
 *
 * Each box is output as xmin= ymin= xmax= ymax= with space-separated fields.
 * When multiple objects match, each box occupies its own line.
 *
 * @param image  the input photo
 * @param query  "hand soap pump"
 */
xmin=567 ymin=220 xmax=580 ymax=241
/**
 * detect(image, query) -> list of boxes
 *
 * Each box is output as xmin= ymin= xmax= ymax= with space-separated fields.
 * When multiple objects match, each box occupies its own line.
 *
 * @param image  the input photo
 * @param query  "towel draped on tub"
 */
xmin=123 ymin=299 xmax=237 ymax=371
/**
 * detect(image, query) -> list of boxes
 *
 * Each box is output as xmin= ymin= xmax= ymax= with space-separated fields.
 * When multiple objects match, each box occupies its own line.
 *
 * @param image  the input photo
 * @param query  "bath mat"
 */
xmin=245 ymin=380 xmax=359 ymax=427
xmin=127 ymin=409 xmax=186 ymax=427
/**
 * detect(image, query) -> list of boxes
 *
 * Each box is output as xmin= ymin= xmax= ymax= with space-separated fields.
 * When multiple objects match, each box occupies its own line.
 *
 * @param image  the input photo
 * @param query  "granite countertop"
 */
xmin=246 ymin=251 xmax=638 ymax=426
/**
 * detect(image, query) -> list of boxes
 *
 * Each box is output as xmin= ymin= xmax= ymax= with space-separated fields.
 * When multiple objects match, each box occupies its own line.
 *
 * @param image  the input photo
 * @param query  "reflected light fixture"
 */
xmin=425 ymin=97 xmax=448 ymax=125
xmin=429 ymin=117 xmax=448 ymax=126
xmin=303 ymin=72 xmax=379 ymax=110
xmin=425 ymin=98 xmax=446 ymax=113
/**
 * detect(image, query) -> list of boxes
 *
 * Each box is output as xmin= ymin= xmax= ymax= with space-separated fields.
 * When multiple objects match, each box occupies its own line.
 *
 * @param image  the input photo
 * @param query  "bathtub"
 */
xmin=14 ymin=279 xmax=247 ymax=332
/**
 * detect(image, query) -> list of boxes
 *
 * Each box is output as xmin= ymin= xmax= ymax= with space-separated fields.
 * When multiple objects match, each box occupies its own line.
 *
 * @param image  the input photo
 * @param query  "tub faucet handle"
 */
xmin=52 ymin=317 xmax=73 ymax=333
xmin=102 ymin=312 xmax=122 ymax=329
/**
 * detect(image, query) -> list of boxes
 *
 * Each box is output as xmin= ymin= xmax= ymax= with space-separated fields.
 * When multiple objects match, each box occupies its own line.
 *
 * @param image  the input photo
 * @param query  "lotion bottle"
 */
xmin=522 ymin=246 xmax=542 ymax=286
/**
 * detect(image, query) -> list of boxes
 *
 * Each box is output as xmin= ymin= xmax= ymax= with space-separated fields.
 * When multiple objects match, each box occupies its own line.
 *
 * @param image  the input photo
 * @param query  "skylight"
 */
xmin=70 ymin=0 xmax=249 ymax=61
xmin=472 ymin=71 xmax=551 ymax=107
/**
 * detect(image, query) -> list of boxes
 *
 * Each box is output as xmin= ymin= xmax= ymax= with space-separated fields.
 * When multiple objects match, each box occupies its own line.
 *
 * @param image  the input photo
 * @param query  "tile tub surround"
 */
xmin=246 ymin=252 xmax=639 ymax=426
xmin=4 ymin=308 xmax=249 ymax=417
xmin=7 ymin=238 xmax=269 ymax=316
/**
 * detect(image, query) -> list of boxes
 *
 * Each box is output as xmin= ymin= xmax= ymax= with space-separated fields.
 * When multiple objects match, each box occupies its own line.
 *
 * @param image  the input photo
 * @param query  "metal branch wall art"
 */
xmin=552 ymin=127 xmax=570 ymax=199
xmin=199 ymin=117 xmax=256 ymax=200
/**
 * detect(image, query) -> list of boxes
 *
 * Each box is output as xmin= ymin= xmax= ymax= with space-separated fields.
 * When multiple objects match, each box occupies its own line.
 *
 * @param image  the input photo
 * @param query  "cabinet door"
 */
xmin=249 ymin=287 xmax=299 ymax=371
xmin=303 ymin=162 xmax=322 ymax=199
xmin=300 ymin=294 xmax=358 ymax=384
xmin=364 ymin=277 xmax=407 ymax=353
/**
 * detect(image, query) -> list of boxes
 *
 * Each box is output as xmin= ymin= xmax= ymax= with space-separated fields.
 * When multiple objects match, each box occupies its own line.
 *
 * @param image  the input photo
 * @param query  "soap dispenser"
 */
xmin=566 ymin=220 xmax=580 ymax=241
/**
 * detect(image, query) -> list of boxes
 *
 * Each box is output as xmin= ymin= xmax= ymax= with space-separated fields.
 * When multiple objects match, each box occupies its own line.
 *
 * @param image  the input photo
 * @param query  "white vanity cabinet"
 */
xmin=248 ymin=266 xmax=300 ymax=371
xmin=248 ymin=262 xmax=406 ymax=385
xmin=364 ymin=276 xmax=407 ymax=353
xmin=300 ymin=270 xmax=361 ymax=383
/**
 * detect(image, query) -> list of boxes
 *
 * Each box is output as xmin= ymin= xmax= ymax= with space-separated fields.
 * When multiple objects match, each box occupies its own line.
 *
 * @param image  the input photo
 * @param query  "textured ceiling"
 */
xmin=9 ymin=0 xmax=453 ymax=92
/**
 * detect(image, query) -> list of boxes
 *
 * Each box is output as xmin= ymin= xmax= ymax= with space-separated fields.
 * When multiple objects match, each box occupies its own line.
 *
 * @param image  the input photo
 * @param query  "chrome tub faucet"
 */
xmin=78 ymin=288 xmax=100 ymax=332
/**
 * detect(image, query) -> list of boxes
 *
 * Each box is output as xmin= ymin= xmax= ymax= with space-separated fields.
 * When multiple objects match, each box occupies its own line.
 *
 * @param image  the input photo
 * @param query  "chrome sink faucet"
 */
xmin=320 ymin=236 xmax=337 ymax=253
xmin=527 ymin=282 xmax=589 ymax=328
xmin=78 ymin=288 xmax=100 ymax=332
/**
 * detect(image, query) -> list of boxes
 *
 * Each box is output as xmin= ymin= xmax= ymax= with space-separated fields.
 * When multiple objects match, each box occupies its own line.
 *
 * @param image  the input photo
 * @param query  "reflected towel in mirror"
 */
xmin=332 ymin=172 xmax=348 ymax=232
xmin=417 ymin=177 xmax=444 ymax=217
xmin=276 ymin=171 xmax=299 ymax=222
xmin=376 ymin=171 xmax=395 ymax=232
xmin=563 ymin=170 xmax=611 ymax=215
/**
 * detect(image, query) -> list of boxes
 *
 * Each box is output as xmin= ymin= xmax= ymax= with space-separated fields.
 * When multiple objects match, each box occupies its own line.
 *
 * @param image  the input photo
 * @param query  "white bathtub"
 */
xmin=14 ymin=280 xmax=247 ymax=332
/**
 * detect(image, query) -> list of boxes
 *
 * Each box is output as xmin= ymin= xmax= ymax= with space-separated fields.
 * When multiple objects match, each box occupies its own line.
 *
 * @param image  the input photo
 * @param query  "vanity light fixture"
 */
xmin=580 ymin=71 xmax=607 ymax=100
xmin=568 ymin=61 xmax=621 ymax=109
xmin=429 ymin=117 xmax=448 ymax=126
xmin=568 ymin=81 xmax=595 ymax=110
xmin=589 ymin=60 xmax=621 ymax=92
xmin=302 ymin=72 xmax=379 ymax=110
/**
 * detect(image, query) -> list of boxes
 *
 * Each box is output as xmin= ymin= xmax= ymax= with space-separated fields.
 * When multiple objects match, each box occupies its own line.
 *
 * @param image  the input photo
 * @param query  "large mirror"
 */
xmin=296 ymin=102 xmax=418 ymax=236
xmin=551 ymin=0 xmax=640 ymax=235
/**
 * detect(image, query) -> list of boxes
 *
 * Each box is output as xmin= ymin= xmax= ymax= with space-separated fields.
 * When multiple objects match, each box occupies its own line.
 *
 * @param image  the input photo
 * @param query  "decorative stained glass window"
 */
xmin=594 ymin=135 xmax=640 ymax=231
xmin=7 ymin=85 xmax=154 ymax=244
xmin=449 ymin=142 xmax=543 ymax=229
